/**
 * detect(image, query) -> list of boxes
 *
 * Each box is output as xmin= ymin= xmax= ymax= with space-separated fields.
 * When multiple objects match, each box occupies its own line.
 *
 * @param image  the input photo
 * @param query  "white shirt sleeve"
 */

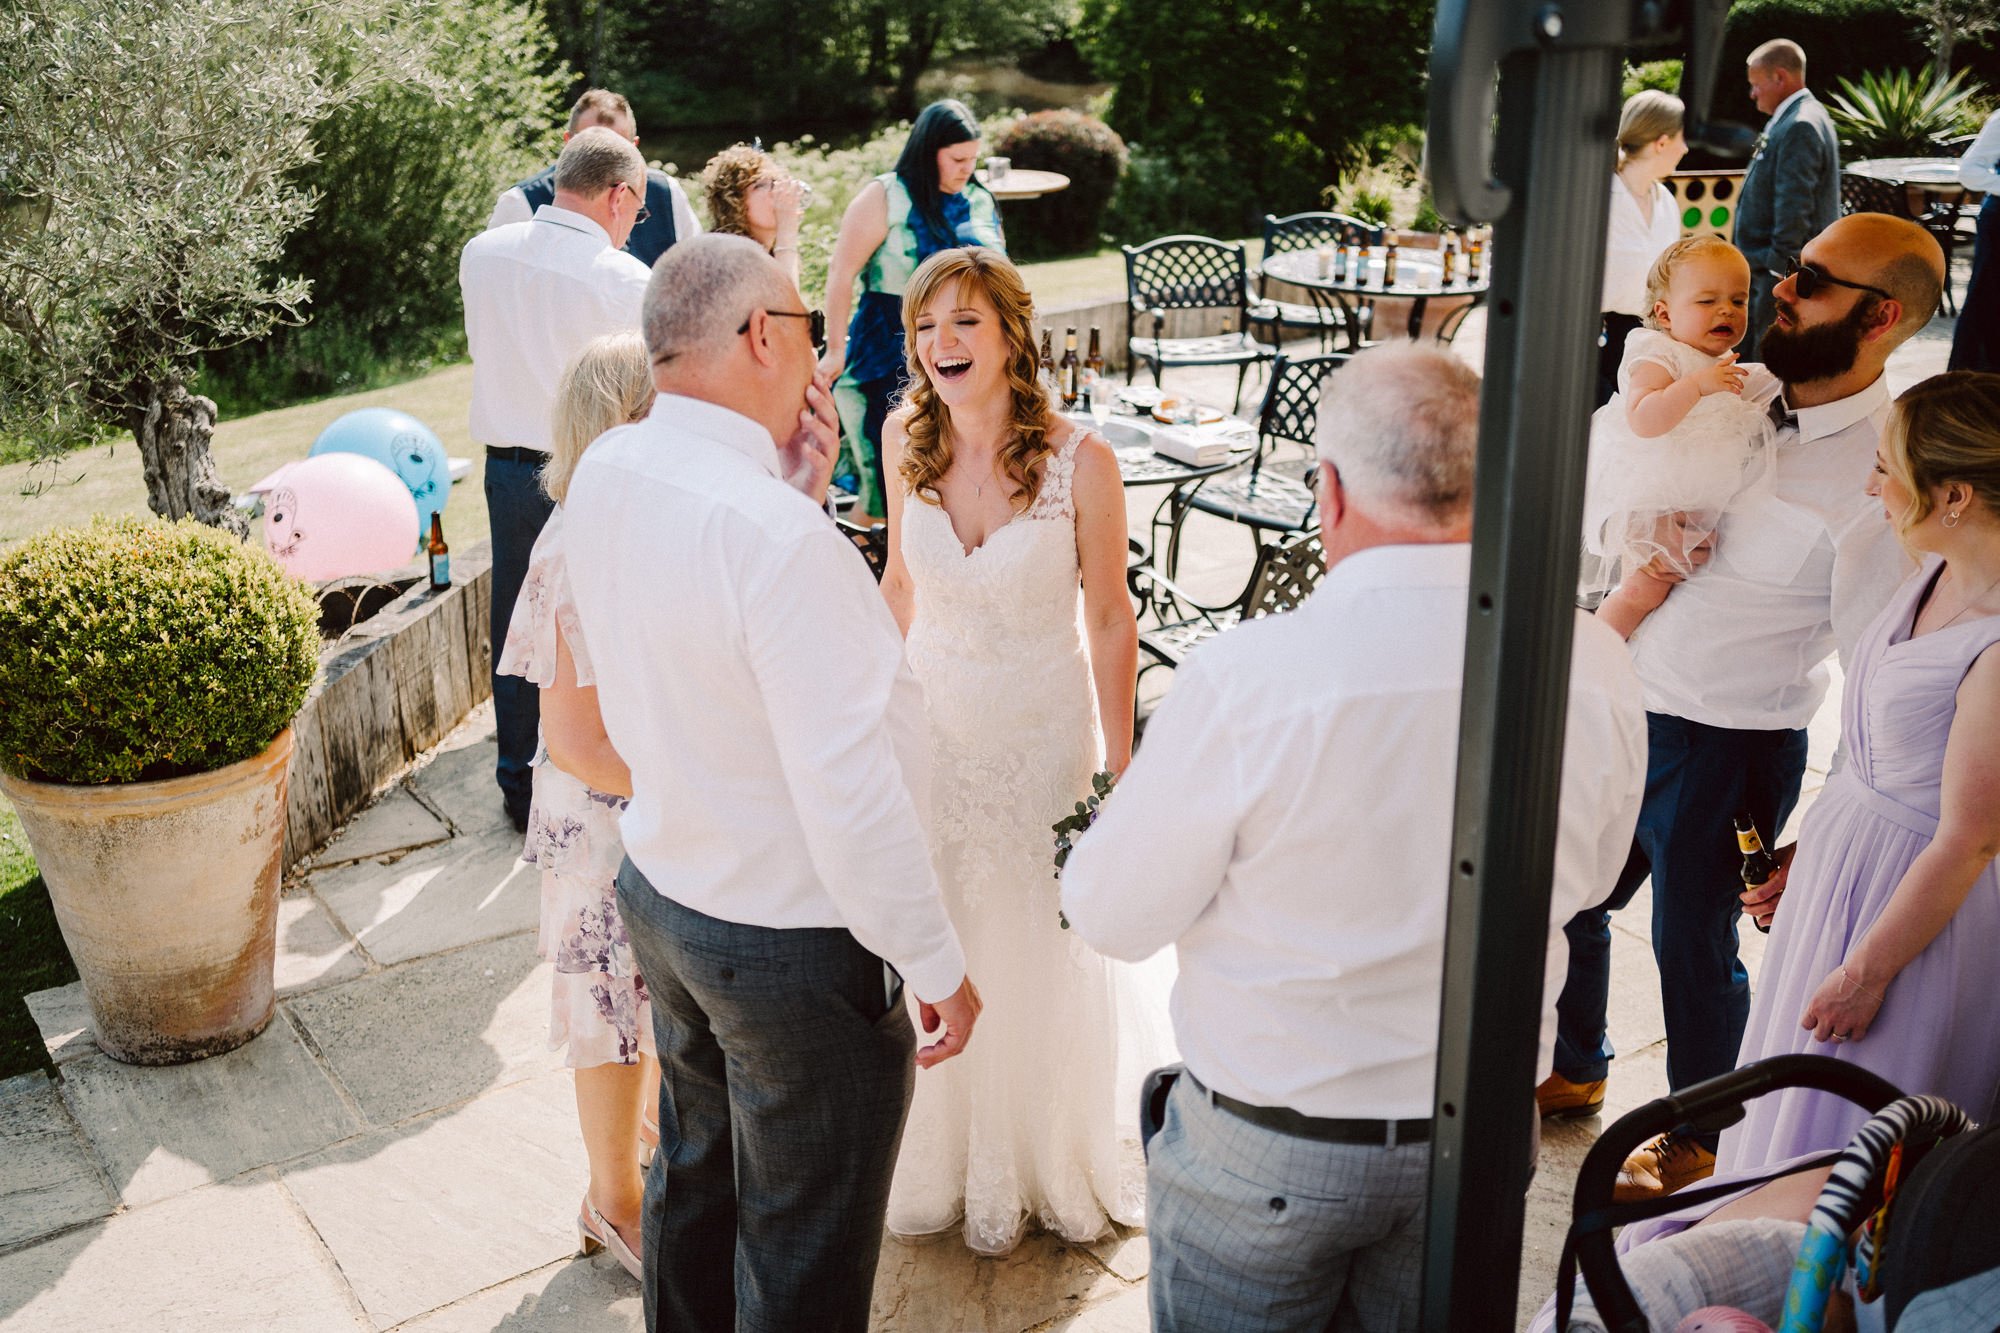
xmin=666 ymin=176 xmax=703 ymax=240
xmin=1960 ymin=112 xmax=2000 ymax=194
xmin=487 ymin=186 xmax=532 ymax=232
xmin=1060 ymin=661 xmax=1243 ymax=961
xmin=740 ymin=525 xmax=966 ymax=1002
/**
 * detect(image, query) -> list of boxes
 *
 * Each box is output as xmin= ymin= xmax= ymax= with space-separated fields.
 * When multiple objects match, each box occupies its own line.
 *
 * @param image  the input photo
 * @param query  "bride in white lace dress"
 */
xmin=878 ymin=246 xmax=1172 ymax=1254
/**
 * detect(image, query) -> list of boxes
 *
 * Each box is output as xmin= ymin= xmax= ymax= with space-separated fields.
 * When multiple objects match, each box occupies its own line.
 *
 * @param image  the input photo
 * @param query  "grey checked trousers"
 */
xmin=615 ymin=859 xmax=916 ymax=1332
xmin=1146 ymin=1074 xmax=1431 ymax=1333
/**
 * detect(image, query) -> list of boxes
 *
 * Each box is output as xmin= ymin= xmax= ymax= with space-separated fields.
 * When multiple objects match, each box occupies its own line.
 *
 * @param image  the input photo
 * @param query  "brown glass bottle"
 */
xmin=427 ymin=512 xmax=450 ymax=591
xmin=1467 ymin=229 xmax=1486 ymax=283
xmin=1735 ymin=812 xmax=1780 ymax=934
xmin=1083 ymin=327 xmax=1103 ymax=382
xmin=1381 ymin=236 xmax=1400 ymax=288
xmin=1058 ymin=327 xmax=1080 ymax=409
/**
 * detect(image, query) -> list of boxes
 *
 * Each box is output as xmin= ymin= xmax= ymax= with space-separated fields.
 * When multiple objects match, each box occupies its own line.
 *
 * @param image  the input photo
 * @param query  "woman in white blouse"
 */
xmin=1949 ymin=109 xmax=2000 ymax=373
xmin=1598 ymin=90 xmax=1688 ymax=406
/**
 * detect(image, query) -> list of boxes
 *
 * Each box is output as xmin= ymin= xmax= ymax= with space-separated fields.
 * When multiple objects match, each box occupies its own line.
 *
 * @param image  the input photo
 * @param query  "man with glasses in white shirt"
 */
xmin=460 ymin=127 xmax=653 ymax=832
xmin=562 ymin=235 xmax=980 ymax=1333
xmin=1547 ymin=214 xmax=1945 ymax=1203
xmin=1060 ymin=343 xmax=1648 ymax=1332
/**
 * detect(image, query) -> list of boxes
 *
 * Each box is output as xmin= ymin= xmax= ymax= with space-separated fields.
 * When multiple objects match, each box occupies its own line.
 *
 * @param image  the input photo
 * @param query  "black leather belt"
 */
xmin=484 ymin=445 xmax=548 ymax=464
xmin=1188 ymin=1072 xmax=1430 ymax=1147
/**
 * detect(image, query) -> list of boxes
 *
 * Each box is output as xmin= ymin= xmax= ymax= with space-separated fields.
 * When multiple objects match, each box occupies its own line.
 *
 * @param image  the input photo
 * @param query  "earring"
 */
xmin=1944 ymin=510 xmax=1962 ymax=529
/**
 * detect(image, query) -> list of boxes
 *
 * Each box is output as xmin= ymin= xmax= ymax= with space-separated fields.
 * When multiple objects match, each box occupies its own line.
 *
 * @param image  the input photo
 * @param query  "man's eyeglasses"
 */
xmin=1786 ymin=259 xmax=1892 ymax=303
xmin=615 ymin=181 xmax=649 ymax=225
xmin=739 ymin=308 xmax=827 ymax=348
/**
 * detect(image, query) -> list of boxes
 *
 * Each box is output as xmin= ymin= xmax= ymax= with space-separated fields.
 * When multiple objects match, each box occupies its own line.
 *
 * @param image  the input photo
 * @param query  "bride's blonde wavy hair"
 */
xmin=896 ymin=247 xmax=1053 ymax=509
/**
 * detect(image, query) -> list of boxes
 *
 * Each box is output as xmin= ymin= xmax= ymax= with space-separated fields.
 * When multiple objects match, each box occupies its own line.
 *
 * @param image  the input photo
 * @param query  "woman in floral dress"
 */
xmin=497 ymin=332 xmax=658 ymax=1280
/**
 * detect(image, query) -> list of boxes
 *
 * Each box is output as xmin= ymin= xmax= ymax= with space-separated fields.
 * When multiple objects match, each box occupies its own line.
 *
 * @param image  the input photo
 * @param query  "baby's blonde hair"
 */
xmin=1642 ymin=235 xmax=1748 ymax=331
xmin=543 ymin=333 xmax=654 ymax=503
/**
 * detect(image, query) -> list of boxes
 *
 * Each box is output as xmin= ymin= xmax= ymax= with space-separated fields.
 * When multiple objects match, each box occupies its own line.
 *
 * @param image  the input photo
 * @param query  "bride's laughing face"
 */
xmin=913 ymin=279 xmax=1008 ymax=410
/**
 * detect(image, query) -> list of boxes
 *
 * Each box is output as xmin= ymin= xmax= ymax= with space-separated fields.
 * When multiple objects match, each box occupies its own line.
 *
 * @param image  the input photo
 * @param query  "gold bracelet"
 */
xmin=1839 ymin=964 xmax=1885 ymax=1005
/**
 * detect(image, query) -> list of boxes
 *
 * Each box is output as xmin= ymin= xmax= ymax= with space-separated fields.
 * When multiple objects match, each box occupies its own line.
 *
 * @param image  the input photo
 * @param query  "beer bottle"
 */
xmin=1440 ymin=228 xmax=1458 ymax=286
xmin=1346 ymin=228 xmax=1366 ymax=286
xmin=427 ymin=513 xmax=450 ymax=591
xmin=1059 ymin=327 xmax=1080 ymax=409
xmin=1084 ymin=327 xmax=1103 ymax=383
xmin=1735 ymin=812 xmax=1781 ymax=934
xmin=1467 ymin=228 xmax=1486 ymax=283
xmin=1382 ymin=235 xmax=1400 ymax=289
xmin=1331 ymin=235 xmax=1348 ymax=282
xmin=1039 ymin=329 xmax=1056 ymax=394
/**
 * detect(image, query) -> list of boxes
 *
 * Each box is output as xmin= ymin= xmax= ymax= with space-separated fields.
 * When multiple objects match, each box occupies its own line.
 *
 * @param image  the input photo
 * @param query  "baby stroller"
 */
xmin=1554 ymin=1053 xmax=1992 ymax=1332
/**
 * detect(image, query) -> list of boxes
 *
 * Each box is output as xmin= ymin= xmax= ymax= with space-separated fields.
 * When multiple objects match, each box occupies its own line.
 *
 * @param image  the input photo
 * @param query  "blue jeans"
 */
xmin=1555 ymin=713 xmax=1807 ymax=1100
xmin=483 ymin=452 xmax=555 ymax=820
xmin=614 ymin=861 xmax=915 ymax=1333
xmin=1146 ymin=1077 xmax=1430 ymax=1333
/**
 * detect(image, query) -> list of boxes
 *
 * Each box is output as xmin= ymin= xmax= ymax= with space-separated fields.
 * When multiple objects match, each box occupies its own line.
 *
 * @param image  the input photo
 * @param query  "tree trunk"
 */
xmin=132 ymin=379 xmax=247 ymax=538
xmin=889 ymin=19 xmax=942 ymax=120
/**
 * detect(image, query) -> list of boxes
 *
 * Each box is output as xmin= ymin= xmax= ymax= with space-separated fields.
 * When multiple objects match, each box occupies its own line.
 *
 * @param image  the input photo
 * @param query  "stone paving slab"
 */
xmin=278 ymin=890 xmax=371 ymax=996
xmin=0 ymin=1072 xmax=114 ymax=1251
xmin=309 ymin=786 xmax=453 ymax=869
xmin=871 ymin=1230 xmax=1125 ymax=1332
xmin=393 ymin=1258 xmax=642 ymax=1332
xmin=0 ymin=1174 xmax=361 ymax=1332
xmin=1056 ymin=1285 xmax=1151 ymax=1331
xmin=23 ymin=984 xmax=94 ymax=1067
xmin=406 ymin=707 xmax=514 ymax=838
xmin=1084 ymin=1226 xmax=1148 ymax=1283
xmin=309 ymin=824 xmax=536 ymax=967
xmin=287 ymin=933 xmax=555 ymax=1128
xmin=58 ymin=1016 xmax=357 ymax=1209
xmin=282 ymin=1070 xmax=589 ymax=1330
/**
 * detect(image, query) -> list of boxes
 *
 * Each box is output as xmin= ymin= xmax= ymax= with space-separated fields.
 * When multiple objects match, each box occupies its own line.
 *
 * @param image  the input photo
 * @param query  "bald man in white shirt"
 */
xmin=561 ymin=235 xmax=980 ymax=1333
xmin=1061 ymin=343 xmax=1647 ymax=1333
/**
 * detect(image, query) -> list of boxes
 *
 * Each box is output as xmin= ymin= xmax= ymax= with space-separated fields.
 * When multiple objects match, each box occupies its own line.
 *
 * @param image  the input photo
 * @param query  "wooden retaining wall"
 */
xmin=284 ymin=541 xmax=493 ymax=866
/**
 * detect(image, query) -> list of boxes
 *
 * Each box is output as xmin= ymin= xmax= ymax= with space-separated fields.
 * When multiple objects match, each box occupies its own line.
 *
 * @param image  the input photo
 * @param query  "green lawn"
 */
xmin=0 ymin=797 xmax=76 ymax=1079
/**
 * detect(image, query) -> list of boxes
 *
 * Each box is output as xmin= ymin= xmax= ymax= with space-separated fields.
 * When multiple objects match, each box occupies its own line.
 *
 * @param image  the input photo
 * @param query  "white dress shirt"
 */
xmin=486 ymin=172 xmax=703 ymax=246
xmin=1060 ymin=544 xmax=1646 ymax=1120
xmin=1960 ymin=110 xmax=2000 ymax=194
xmin=1628 ymin=375 xmax=1913 ymax=731
xmin=458 ymin=205 xmax=650 ymax=452
xmin=1601 ymin=175 xmax=1682 ymax=315
xmin=561 ymin=394 xmax=967 ymax=1004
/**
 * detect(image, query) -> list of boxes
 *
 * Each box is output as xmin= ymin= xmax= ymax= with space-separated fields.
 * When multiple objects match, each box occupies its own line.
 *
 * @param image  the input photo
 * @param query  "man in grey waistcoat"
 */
xmin=1735 ymin=38 xmax=1841 ymax=359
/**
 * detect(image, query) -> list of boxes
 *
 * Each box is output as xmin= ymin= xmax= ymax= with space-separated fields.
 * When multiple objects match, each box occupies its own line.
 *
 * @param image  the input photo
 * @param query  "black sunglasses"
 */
xmin=1786 ymin=259 xmax=1892 ymax=303
xmin=738 ymin=308 xmax=827 ymax=347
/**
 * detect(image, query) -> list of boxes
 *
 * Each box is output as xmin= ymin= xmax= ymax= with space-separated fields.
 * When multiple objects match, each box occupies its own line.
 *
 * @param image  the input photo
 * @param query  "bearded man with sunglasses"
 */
xmin=1545 ymin=214 xmax=1945 ymax=1202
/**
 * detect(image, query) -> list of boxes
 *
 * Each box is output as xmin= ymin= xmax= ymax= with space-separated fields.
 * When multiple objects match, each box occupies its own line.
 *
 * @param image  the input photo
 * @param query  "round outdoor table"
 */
xmin=1260 ymin=248 xmax=1491 ymax=344
xmin=1077 ymin=412 xmax=1257 ymax=488
xmin=976 ymin=168 xmax=1070 ymax=201
xmin=1847 ymin=157 xmax=1974 ymax=194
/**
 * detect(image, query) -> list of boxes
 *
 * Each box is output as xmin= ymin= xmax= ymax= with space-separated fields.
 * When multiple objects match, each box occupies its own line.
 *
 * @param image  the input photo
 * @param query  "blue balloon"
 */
xmin=309 ymin=408 xmax=449 ymax=544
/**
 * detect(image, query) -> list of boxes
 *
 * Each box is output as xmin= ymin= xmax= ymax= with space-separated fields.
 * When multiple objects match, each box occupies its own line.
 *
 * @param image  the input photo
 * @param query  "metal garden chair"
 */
xmin=1258 ymin=211 xmax=1385 ymax=350
xmin=1122 ymin=235 xmax=1279 ymax=413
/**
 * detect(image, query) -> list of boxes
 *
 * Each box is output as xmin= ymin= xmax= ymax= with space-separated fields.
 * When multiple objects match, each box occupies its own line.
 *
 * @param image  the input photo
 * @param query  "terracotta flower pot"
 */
xmin=0 ymin=730 xmax=293 ymax=1065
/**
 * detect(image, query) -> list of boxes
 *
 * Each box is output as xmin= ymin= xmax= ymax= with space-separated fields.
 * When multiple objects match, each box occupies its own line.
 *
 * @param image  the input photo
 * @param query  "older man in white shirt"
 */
xmin=562 ymin=235 xmax=980 ymax=1333
xmin=460 ymin=126 xmax=652 ymax=831
xmin=1550 ymin=213 xmax=1944 ymax=1202
xmin=1061 ymin=343 xmax=1648 ymax=1333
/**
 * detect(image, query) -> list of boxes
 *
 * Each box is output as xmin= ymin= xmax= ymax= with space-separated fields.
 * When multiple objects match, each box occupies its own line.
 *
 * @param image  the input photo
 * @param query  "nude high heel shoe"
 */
xmin=578 ymin=1197 xmax=644 ymax=1280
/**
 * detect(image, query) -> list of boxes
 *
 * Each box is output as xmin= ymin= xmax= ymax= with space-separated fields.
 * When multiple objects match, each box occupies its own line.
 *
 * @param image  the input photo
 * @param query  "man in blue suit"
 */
xmin=1734 ymin=39 xmax=1840 ymax=360
xmin=487 ymin=89 xmax=701 ymax=269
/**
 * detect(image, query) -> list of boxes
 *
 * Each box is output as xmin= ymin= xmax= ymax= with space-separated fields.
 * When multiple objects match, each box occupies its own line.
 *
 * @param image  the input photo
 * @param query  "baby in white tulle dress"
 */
xmin=1584 ymin=235 xmax=1778 ymax=632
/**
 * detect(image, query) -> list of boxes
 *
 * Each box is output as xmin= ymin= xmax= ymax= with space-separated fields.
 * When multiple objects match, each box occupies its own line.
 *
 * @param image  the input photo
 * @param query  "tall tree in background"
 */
xmin=1901 ymin=0 xmax=2000 ymax=76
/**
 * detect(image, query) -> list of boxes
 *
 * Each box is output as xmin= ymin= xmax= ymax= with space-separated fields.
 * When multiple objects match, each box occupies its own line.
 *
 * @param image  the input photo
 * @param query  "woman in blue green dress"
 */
xmin=819 ymin=100 xmax=1007 ymax=520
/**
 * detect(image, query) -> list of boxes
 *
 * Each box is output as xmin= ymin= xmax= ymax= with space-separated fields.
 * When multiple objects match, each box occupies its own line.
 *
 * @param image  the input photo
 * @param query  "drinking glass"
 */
xmin=1087 ymin=373 xmax=1111 ymax=429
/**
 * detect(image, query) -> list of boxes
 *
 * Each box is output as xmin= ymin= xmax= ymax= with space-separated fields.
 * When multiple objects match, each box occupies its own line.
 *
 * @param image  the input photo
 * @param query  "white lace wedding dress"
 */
xmin=886 ymin=428 xmax=1174 ymax=1255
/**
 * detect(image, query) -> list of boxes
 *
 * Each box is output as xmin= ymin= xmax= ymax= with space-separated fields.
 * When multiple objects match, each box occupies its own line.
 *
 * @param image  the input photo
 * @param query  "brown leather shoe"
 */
xmin=1613 ymin=1130 xmax=1716 ymax=1202
xmin=1535 ymin=1071 xmax=1606 ymax=1120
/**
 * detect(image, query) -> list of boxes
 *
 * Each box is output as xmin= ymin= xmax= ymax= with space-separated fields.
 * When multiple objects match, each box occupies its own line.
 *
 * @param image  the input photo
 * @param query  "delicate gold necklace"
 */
xmin=1934 ymin=563 xmax=2000 ymax=632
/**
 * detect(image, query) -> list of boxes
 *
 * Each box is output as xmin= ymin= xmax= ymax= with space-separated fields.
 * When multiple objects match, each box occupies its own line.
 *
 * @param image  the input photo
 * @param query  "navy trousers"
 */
xmin=1949 ymin=196 xmax=1999 ymax=374
xmin=614 ymin=861 xmax=916 ymax=1333
xmin=483 ymin=453 xmax=555 ymax=823
xmin=1555 ymin=713 xmax=1808 ymax=1103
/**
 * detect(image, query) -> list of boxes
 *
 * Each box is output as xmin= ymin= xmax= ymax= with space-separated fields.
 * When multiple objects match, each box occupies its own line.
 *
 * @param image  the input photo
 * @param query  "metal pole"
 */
xmin=1420 ymin=34 xmax=1623 ymax=1331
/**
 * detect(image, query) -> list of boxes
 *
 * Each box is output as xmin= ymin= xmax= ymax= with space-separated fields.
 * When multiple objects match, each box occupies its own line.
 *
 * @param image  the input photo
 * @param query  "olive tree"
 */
xmin=0 ymin=0 xmax=427 ymax=531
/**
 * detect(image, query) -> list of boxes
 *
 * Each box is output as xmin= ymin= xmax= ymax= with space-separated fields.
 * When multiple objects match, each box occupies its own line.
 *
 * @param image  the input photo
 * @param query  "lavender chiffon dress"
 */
xmin=1718 ymin=553 xmax=2000 ymax=1172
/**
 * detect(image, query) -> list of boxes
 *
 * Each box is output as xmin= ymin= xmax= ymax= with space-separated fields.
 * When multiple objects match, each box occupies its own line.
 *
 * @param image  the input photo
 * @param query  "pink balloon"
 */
xmin=260 ymin=454 xmax=419 ymax=581
xmin=1674 ymin=1307 xmax=1772 ymax=1333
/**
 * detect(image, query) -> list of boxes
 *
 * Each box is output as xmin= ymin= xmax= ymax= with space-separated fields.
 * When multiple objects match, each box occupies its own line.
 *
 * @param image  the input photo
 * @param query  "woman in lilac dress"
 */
xmin=1718 ymin=370 xmax=2000 ymax=1172
xmin=498 ymin=332 xmax=658 ymax=1279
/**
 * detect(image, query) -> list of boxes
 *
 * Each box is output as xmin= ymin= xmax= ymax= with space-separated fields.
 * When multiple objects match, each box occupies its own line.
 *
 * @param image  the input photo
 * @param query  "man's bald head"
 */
xmin=1815 ymin=212 xmax=1945 ymax=343
xmin=643 ymin=234 xmax=795 ymax=370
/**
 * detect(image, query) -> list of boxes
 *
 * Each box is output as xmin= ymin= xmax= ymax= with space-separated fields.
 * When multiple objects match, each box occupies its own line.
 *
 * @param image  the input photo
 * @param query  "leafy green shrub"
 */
xmin=1625 ymin=59 xmax=1685 ymax=100
xmin=990 ymin=110 xmax=1128 ymax=259
xmin=1828 ymin=66 xmax=1987 ymax=156
xmin=0 ymin=518 xmax=321 ymax=785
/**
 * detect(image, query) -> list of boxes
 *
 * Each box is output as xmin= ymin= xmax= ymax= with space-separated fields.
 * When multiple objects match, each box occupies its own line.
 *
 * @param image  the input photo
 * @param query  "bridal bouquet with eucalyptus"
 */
xmin=1051 ymin=769 xmax=1118 ymax=928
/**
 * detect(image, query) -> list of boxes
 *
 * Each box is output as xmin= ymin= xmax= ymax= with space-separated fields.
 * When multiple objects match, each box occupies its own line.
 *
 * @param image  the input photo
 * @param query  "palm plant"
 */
xmin=1827 ymin=66 xmax=1986 ymax=158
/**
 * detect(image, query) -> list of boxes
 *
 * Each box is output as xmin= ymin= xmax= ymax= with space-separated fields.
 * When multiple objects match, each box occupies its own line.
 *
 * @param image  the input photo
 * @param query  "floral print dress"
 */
xmin=496 ymin=507 xmax=653 ymax=1068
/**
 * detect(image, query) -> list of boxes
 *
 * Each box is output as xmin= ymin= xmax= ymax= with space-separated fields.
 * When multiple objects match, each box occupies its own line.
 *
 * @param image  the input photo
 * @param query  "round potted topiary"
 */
xmin=0 ymin=516 xmax=320 ymax=1065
